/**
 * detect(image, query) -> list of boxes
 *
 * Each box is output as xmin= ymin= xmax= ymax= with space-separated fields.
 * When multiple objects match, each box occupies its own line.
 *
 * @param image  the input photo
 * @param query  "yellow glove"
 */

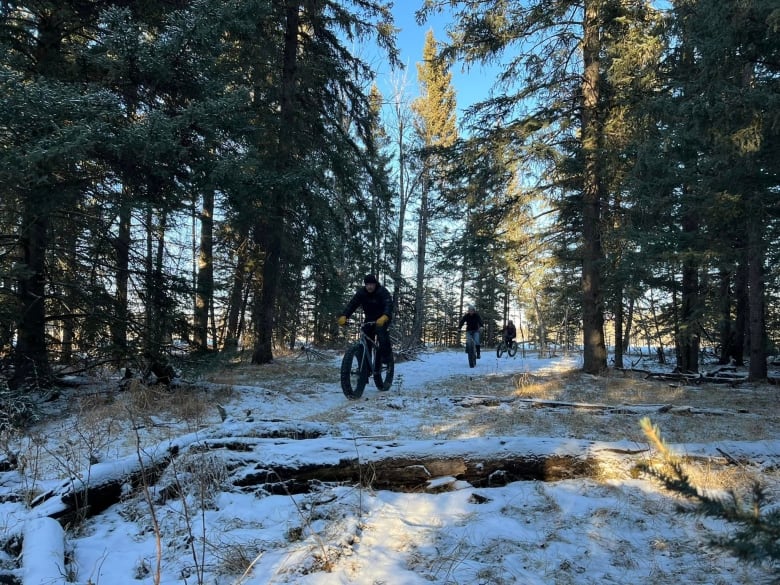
xmin=337 ymin=315 xmax=347 ymax=327
xmin=376 ymin=314 xmax=389 ymax=327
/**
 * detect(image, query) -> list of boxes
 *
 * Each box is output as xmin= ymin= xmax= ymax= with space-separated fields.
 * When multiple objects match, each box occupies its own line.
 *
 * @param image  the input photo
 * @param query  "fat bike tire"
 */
xmin=508 ymin=341 xmax=518 ymax=357
xmin=467 ymin=339 xmax=477 ymax=368
xmin=341 ymin=344 xmax=368 ymax=399
xmin=373 ymin=351 xmax=395 ymax=391
xmin=496 ymin=343 xmax=505 ymax=358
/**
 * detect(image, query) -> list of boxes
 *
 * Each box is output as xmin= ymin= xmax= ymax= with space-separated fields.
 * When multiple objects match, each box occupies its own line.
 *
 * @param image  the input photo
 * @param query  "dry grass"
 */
xmin=50 ymin=354 xmax=780 ymax=451
xmin=27 ymin=353 xmax=779 ymax=497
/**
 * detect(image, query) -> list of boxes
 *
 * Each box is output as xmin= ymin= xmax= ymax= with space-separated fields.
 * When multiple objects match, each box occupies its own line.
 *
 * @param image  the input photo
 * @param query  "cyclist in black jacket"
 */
xmin=458 ymin=305 xmax=483 ymax=358
xmin=503 ymin=320 xmax=517 ymax=344
xmin=337 ymin=274 xmax=393 ymax=366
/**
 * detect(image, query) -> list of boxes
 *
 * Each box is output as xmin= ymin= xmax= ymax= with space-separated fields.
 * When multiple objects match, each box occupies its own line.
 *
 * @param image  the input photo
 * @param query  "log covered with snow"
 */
xmin=22 ymin=517 xmax=66 ymax=585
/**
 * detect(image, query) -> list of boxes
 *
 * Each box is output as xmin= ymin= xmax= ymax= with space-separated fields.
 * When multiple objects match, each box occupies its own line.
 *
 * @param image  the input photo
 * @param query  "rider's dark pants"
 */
xmin=371 ymin=322 xmax=393 ymax=364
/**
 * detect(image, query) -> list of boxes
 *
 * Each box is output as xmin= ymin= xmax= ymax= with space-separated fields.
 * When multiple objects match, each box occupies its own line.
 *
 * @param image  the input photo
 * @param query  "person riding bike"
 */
xmin=337 ymin=274 xmax=394 ymax=367
xmin=458 ymin=304 xmax=483 ymax=358
xmin=503 ymin=320 xmax=517 ymax=345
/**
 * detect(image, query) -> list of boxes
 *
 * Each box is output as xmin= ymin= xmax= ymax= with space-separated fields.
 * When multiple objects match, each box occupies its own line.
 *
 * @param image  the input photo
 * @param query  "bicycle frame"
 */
xmin=340 ymin=320 xmax=394 ymax=399
xmin=356 ymin=322 xmax=380 ymax=375
xmin=496 ymin=337 xmax=518 ymax=358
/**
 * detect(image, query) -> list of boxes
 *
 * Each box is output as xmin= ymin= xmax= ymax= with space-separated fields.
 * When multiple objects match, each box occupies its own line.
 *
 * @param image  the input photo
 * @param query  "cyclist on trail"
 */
xmin=337 ymin=274 xmax=394 ymax=367
xmin=458 ymin=305 xmax=483 ymax=359
xmin=503 ymin=320 xmax=517 ymax=345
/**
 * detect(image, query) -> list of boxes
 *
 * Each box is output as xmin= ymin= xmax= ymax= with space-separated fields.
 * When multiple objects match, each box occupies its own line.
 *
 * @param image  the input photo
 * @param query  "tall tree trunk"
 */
xmin=622 ymin=296 xmax=634 ymax=353
xmin=12 ymin=208 xmax=51 ymax=389
xmin=457 ymin=259 xmax=466 ymax=347
xmin=534 ymin=296 xmax=547 ymax=358
xmin=111 ymin=200 xmax=131 ymax=366
xmin=58 ymin=231 xmax=78 ymax=364
xmin=746 ymin=203 xmax=767 ymax=381
xmin=393 ymin=107 xmax=408 ymax=304
xmin=733 ymin=257 xmax=747 ymax=366
xmin=411 ymin=186 xmax=428 ymax=343
xmin=154 ymin=211 xmax=170 ymax=350
xmin=717 ymin=268 xmax=733 ymax=365
xmin=194 ymin=189 xmax=214 ymax=351
xmin=252 ymin=1 xmax=299 ymax=364
xmin=580 ymin=0 xmax=607 ymax=374
xmin=676 ymin=200 xmax=700 ymax=373
xmin=144 ymin=204 xmax=154 ymax=357
xmin=144 ymin=206 xmax=169 ymax=360
xmin=224 ymin=233 xmax=250 ymax=349
xmin=613 ymin=290 xmax=624 ymax=369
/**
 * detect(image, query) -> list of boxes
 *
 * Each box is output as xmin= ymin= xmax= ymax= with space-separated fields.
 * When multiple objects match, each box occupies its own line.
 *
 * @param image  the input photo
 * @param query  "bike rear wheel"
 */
xmin=373 ymin=350 xmax=394 ymax=391
xmin=496 ymin=342 xmax=505 ymax=358
xmin=341 ymin=344 xmax=368 ymax=399
xmin=507 ymin=341 xmax=518 ymax=357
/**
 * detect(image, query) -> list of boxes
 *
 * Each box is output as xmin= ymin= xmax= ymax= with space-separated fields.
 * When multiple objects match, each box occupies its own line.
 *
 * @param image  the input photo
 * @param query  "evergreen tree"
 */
xmin=0 ymin=1 xmax=126 ymax=388
xmin=410 ymin=30 xmax=457 ymax=343
xmin=634 ymin=0 xmax=780 ymax=377
xmin=418 ymin=0 xmax=637 ymax=373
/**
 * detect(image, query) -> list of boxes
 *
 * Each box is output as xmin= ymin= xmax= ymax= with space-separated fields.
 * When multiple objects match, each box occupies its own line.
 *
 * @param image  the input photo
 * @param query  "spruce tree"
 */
xmin=410 ymin=30 xmax=457 ymax=343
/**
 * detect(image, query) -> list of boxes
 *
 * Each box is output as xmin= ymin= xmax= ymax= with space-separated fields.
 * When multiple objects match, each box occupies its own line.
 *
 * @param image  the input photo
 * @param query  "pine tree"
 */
xmin=418 ymin=0 xmax=634 ymax=373
xmin=640 ymin=418 xmax=780 ymax=570
xmin=410 ymin=30 xmax=458 ymax=343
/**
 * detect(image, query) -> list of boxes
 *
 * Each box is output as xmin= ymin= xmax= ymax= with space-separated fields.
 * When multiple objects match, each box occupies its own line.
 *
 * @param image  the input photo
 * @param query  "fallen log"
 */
xmin=22 ymin=517 xmax=66 ymax=585
xmin=29 ymin=445 xmax=178 ymax=527
xmin=20 ymin=423 xmax=775 ymax=533
xmin=230 ymin=451 xmax=599 ymax=493
xmin=202 ymin=435 xmax=636 ymax=495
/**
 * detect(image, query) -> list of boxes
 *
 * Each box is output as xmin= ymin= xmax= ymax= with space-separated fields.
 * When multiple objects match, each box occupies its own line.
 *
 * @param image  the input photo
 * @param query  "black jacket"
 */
xmin=459 ymin=312 xmax=483 ymax=332
xmin=342 ymin=284 xmax=393 ymax=323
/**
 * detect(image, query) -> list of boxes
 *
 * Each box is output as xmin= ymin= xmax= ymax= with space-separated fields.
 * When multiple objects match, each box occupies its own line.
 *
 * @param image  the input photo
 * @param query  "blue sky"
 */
xmin=372 ymin=3 xmax=500 ymax=117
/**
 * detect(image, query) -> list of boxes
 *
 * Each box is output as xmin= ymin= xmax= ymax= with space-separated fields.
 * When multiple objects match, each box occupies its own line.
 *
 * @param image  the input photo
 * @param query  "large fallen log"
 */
xmin=29 ymin=444 xmax=179 ymax=527
xmin=204 ymin=434 xmax=644 ymax=494
xmin=22 ymin=420 xmax=779 ymax=530
xmin=24 ymin=431 xmax=631 ymax=524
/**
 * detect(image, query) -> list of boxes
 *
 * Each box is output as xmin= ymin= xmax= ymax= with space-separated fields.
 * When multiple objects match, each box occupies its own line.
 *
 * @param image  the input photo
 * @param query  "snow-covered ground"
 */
xmin=1 ymin=348 xmax=778 ymax=584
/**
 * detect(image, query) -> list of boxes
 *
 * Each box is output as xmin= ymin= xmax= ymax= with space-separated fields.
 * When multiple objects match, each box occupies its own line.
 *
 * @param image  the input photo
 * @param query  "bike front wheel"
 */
xmin=373 ymin=351 xmax=395 ymax=391
xmin=496 ymin=342 xmax=505 ymax=358
xmin=466 ymin=337 xmax=476 ymax=368
xmin=341 ymin=344 xmax=368 ymax=399
xmin=507 ymin=341 xmax=518 ymax=357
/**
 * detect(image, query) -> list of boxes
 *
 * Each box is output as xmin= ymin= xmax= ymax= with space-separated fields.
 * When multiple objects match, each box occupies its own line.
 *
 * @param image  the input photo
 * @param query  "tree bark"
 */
xmin=746 ymin=202 xmax=767 ymax=381
xmin=733 ymin=257 xmax=748 ymax=366
xmin=677 ymin=206 xmax=700 ymax=373
xmin=717 ymin=267 xmax=732 ymax=365
xmin=194 ymin=189 xmax=214 ymax=350
xmin=412 ymin=186 xmax=428 ymax=344
xmin=613 ymin=287 xmax=624 ymax=369
xmin=13 ymin=209 xmax=51 ymax=389
xmin=111 ymin=200 xmax=131 ymax=366
xmin=392 ymin=95 xmax=409 ymax=304
xmin=622 ymin=296 xmax=634 ymax=354
xmin=580 ymin=0 xmax=608 ymax=374
xmin=224 ymin=232 xmax=250 ymax=348
xmin=252 ymin=1 xmax=300 ymax=364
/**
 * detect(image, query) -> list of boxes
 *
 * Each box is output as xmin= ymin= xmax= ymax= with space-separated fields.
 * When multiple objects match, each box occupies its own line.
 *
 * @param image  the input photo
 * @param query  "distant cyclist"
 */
xmin=503 ymin=320 xmax=517 ymax=345
xmin=458 ymin=305 xmax=483 ymax=359
xmin=337 ymin=274 xmax=394 ymax=367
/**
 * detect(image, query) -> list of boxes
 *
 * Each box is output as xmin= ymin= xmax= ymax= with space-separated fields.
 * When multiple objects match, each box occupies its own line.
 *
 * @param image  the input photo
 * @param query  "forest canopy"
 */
xmin=0 ymin=0 xmax=778 ymax=390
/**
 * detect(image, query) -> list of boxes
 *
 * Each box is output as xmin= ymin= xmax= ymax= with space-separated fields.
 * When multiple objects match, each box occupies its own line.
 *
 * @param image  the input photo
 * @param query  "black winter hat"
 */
xmin=364 ymin=274 xmax=378 ymax=284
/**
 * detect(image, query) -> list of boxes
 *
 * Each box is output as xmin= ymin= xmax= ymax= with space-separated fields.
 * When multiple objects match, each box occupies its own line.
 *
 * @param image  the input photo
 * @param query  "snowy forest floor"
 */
xmin=2 ymin=347 xmax=779 ymax=584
